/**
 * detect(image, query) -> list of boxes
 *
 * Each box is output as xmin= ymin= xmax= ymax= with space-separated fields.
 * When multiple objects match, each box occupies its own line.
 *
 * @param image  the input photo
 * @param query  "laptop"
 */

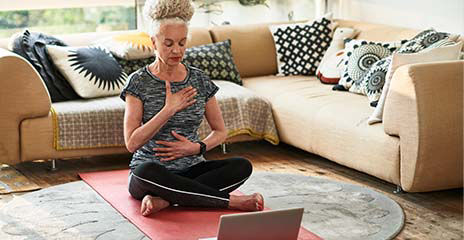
xmin=199 ymin=207 xmax=304 ymax=240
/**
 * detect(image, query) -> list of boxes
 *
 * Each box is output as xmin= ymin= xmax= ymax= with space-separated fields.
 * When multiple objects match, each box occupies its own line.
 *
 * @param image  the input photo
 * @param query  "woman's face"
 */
xmin=152 ymin=22 xmax=188 ymax=67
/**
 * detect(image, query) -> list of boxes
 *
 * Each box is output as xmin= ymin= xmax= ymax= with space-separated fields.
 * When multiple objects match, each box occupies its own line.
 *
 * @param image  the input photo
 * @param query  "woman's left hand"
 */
xmin=153 ymin=131 xmax=199 ymax=161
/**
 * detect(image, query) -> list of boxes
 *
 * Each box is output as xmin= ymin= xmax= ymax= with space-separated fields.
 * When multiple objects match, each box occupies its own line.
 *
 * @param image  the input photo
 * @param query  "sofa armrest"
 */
xmin=383 ymin=60 xmax=463 ymax=192
xmin=0 ymin=48 xmax=51 ymax=165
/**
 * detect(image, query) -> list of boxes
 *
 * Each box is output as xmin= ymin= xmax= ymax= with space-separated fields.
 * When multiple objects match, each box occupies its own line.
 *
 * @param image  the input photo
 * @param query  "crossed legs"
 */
xmin=128 ymin=157 xmax=264 ymax=216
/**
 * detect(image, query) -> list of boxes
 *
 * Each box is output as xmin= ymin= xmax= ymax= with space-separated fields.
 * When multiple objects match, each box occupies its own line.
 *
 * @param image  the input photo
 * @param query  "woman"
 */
xmin=120 ymin=0 xmax=264 ymax=217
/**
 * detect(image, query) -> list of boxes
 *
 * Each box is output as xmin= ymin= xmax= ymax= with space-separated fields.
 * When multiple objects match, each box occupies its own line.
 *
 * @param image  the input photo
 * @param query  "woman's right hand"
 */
xmin=163 ymin=80 xmax=197 ymax=114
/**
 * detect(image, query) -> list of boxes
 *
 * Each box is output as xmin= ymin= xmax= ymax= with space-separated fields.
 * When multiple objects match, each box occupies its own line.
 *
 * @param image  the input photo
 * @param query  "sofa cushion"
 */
xmin=209 ymin=23 xmax=279 ymax=78
xmin=183 ymin=40 xmax=242 ymax=85
xmin=243 ymin=75 xmax=400 ymax=184
xmin=93 ymin=32 xmax=155 ymax=60
xmin=334 ymin=19 xmax=420 ymax=42
xmin=47 ymin=45 xmax=128 ymax=98
xmin=269 ymin=16 xmax=333 ymax=76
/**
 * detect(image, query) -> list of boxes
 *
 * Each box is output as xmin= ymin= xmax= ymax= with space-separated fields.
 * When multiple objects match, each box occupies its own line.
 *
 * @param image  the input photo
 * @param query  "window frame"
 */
xmin=0 ymin=0 xmax=136 ymax=11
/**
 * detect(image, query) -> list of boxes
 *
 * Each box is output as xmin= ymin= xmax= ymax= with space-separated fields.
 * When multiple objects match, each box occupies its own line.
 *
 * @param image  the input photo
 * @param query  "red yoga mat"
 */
xmin=79 ymin=169 xmax=322 ymax=240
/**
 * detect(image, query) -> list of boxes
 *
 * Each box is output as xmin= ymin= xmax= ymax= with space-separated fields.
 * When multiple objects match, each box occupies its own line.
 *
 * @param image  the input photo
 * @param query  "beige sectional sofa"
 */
xmin=0 ymin=19 xmax=462 ymax=192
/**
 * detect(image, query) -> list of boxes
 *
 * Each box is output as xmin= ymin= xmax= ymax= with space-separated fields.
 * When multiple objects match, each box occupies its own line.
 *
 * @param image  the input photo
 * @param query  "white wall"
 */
xmin=331 ymin=0 xmax=464 ymax=35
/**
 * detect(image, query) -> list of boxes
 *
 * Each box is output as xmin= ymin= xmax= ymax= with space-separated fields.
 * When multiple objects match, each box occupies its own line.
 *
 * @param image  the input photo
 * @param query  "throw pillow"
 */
xmin=396 ymin=29 xmax=460 ymax=54
xmin=93 ymin=32 xmax=154 ymax=60
xmin=360 ymin=56 xmax=393 ymax=105
xmin=10 ymin=29 xmax=81 ymax=102
xmin=335 ymin=39 xmax=405 ymax=91
xmin=362 ymin=38 xmax=460 ymax=107
xmin=182 ymin=39 xmax=242 ymax=85
xmin=46 ymin=45 xmax=128 ymax=98
xmin=116 ymin=56 xmax=156 ymax=76
xmin=269 ymin=15 xmax=334 ymax=76
xmin=316 ymin=27 xmax=359 ymax=84
xmin=367 ymin=41 xmax=463 ymax=125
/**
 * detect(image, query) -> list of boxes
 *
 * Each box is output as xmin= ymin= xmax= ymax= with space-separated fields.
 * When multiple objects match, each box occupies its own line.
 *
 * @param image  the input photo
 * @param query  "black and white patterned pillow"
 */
xmin=46 ymin=45 xmax=128 ymax=98
xmin=182 ymin=39 xmax=242 ymax=85
xmin=360 ymin=56 xmax=392 ymax=106
xmin=335 ymin=39 xmax=404 ymax=92
xmin=396 ymin=29 xmax=456 ymax=54
xmin=269 ymin=16 xmax=333 ymax=76
xmin=116 ymin=56 xmax=156 ymax=76
xmin=360 ymin=36 xmax=459 ymax=107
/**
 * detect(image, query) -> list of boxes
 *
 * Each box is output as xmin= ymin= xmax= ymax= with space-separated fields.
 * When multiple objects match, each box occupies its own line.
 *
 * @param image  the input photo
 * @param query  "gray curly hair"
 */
xmin=143 ymin=0 xmax=195 ymax=36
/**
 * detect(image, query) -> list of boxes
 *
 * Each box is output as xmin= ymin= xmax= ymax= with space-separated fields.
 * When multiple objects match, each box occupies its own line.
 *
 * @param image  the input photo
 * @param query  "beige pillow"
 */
xmin=368 ymin=41 xmax=463 ymax=125
xmin=47 ymin=45 xmax=128 ymax=98
xmin=93 ymin=32 xmax=154 ymax=60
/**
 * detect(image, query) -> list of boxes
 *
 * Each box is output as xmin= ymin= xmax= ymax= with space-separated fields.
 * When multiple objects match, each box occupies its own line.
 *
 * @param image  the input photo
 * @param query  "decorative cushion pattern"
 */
xmin=362 ymin=38 xmax=459 ymax=107
xmin=269 ymin=16 xmax=333 ymax=76
xmin=47 ymin=45 xmax=128 ymax=98
xmin=360 ymin=56 xmax=392 ymax=105
xmin=367 ymin=41 xmax=463 ymax=124
xmin=396 ymin=29 xmax=459 ymax=54
xmin=116 ymin=56 xmax=156 ymax=76
xmin=182 ymin=39 xmax=242 ymax=85
xmin=93 ymin=32 xmax=154 ymax=60
xmin=336 ymin=39 xmax=404 ymax=91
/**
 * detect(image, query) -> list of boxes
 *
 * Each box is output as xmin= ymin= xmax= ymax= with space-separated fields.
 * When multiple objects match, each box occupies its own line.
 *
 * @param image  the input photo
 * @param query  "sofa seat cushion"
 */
xmin=48 ymin=81 xmax=279 ymax=150
xmin=243 ymin=75 xmax=400 ymax=184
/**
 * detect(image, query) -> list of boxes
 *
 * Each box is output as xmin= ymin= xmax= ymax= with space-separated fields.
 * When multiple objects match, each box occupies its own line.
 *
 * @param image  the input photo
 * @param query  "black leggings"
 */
xmin=128 ymin=157 xmax=253 ymax=208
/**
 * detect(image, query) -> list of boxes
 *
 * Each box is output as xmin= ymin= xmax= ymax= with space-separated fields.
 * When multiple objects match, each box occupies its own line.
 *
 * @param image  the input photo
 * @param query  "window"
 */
xmin=0 ymin=0 xmax=136 ymax=38
xmin=0 ymin=0 xmax=316 ymax=38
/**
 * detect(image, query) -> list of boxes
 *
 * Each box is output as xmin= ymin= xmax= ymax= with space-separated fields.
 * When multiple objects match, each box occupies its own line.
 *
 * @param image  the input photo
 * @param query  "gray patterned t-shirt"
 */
xmin=120 ymin=64 xmax=219 ymax=172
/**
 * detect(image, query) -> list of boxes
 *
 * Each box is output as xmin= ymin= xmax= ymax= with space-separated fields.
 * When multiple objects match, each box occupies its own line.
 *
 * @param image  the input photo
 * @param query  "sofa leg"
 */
xmin=48 ymin=159 xmax=58 ymax=171
xmin=393 ymin=185 xmax=404 ymax=194
xmin=221 ymin=143 xmax=228 ymax=154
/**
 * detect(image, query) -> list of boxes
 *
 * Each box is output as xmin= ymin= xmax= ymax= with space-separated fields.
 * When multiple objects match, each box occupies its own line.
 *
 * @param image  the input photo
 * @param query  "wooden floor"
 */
xmin=1 ymin=141 xmax=462 ymax=240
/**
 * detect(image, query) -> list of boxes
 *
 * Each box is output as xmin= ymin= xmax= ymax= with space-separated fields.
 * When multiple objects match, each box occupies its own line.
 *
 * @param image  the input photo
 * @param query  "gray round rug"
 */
xmin=239 ymin=172 xmax=404 ymax=240
xmin=0 ymin=181 xmax=147 ymax=240
xmin=0 ymin=172 xmax=404 ymax=240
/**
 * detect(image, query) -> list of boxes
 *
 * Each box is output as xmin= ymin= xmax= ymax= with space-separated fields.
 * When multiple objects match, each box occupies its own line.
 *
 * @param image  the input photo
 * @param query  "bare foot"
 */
xmin=229 ymin=193 xmax=264 ymax=211
xmin=141 ymin=195 xmax=170 ymax=216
